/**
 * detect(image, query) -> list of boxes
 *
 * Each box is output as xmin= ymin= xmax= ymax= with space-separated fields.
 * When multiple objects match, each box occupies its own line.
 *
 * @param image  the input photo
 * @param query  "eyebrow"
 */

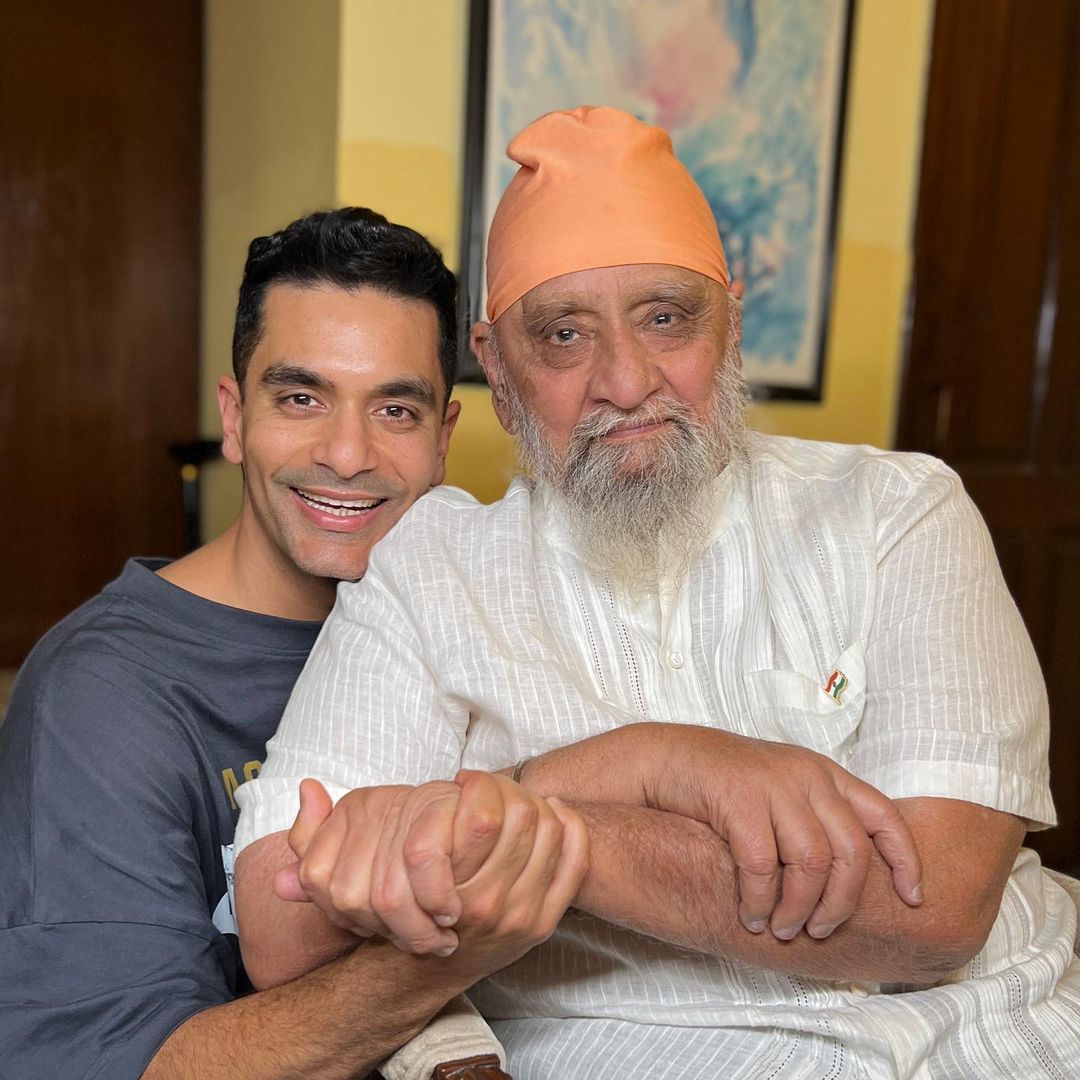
xmin=259 ymin=363 xmax=334 ymax=392
xmin=373 ymin=377 xmax=438 ymax=410
xmin=521 ymin=299 xmax=596 ymax=336
xmin=521 ymin=278 xmax=711 ymax=334
xmin=258 ymin=366 xmax=437 ymax=410
xmin=655 ymin=278 xmax=708 ymax=296
xmin=633 ymin=279 xmax=712 ymax=308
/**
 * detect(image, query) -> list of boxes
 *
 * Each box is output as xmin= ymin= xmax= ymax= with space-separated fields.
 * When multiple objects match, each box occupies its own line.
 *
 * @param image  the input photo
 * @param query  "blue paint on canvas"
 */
xmin=486 ymin=0 xmax=847 ymax=389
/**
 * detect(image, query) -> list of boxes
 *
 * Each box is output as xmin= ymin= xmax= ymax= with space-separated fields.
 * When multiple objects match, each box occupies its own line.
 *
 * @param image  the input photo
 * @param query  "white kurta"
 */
xmin=237 ymin=433 xmax=1080 ymax=1079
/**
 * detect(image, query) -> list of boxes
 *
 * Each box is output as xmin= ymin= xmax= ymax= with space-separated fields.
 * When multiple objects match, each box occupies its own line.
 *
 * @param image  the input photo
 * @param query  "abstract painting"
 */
xmin=461 ymin=0 xmax=854 ymax=397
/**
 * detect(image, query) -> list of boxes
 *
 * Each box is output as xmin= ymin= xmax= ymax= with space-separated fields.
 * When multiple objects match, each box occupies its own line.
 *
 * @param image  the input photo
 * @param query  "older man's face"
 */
xmin=482 ymin=263 xmax=734 ymax=468
xmin=474 ymin=263 xmax=744 ymax=589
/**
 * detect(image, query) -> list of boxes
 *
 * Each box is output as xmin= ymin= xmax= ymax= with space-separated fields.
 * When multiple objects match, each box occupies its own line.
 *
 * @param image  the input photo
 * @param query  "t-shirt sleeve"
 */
xmin=0 ymin=651 xmax=239 ymax=1080
xmin=235 ymin=570 xmax=469 ymax=853
xmin=849 ymin=462 xmax=1056 ymax=827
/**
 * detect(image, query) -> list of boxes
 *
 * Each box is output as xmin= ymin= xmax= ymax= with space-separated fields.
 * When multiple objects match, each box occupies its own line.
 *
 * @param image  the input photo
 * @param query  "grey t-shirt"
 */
xmin=0 ymin=559 xmax=322 ymax=1079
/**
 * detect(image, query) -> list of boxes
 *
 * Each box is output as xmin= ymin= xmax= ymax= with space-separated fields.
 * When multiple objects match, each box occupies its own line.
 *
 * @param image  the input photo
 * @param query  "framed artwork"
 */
xmin=458 ymin=0 xmax=855 ymax=399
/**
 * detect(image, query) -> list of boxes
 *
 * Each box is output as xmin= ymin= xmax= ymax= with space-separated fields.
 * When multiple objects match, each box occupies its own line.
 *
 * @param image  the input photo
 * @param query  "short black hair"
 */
xmin=232 ymin=207 xmax=457 ymax=403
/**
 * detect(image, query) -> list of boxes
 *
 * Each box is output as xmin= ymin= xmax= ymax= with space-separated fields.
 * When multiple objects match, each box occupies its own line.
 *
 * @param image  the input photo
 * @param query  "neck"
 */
xmin=157 ymin=513 xmax=336 ymax=622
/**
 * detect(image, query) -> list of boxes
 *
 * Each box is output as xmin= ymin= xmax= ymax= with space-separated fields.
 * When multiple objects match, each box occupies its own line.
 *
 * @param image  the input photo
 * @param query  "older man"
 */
xmin=236 ymin=110 xmax=1080 ymax=1078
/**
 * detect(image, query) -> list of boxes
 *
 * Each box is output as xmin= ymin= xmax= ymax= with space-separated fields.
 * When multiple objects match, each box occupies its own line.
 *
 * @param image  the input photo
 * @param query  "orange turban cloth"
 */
xmin=485 ymin=106 xmax=730 ymax=322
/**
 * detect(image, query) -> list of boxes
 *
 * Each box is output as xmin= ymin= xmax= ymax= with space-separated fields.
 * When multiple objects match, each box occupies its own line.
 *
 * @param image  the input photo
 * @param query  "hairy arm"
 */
xmin=246 ymin=732 xmax=1018 ymax=988
xmin=520 ymin=722 xmax=925 ymax=941
xmin=517 ymin=724 xmax=1023 ymax=982
xmin=148 ymin=809 xmax=529 ymax=1080
xmin=235 ymin=823 xmax=361 ymax=991
xmin=568 ymin=795 xmax=1024 ymax=984
xmin=142 ymin=938 xmax=485 ymax=1080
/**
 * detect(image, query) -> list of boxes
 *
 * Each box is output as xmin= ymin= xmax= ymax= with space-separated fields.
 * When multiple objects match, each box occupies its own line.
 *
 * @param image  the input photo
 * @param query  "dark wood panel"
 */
xmin=0 ymin=0 xmax=202 ymax=662
xmin=901 ymin=0 xmax=1072 ymax=464
xmin=1040 ymin=534 xmax=1080 ymax=874
xmin=1039 ymin=14 xmax=1080 ymax=474
xmin=898 ymin=0 xmax=1080 ymax=875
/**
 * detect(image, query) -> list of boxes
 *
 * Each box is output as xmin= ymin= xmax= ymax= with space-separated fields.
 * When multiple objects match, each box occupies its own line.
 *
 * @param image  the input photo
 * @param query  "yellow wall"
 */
xmin=200 ymin=0 xmax=933 ymax=528
xmin=336 ymin=0 xmax=466 ymax=267
xmin=201 ymin=0 xmax=341 ymax=538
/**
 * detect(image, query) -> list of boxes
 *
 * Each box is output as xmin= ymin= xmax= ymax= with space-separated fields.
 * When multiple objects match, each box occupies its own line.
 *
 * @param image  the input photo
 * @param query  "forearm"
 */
xmin=570 ymin=798 xmax=1015 ymax=984
xmin=236 ymin=824 xmax=383 ymax=989
xmin=143 ymin=940 xmax=477 ymax=1080
xmin=516 ymin=724 xmax=655 ymax=805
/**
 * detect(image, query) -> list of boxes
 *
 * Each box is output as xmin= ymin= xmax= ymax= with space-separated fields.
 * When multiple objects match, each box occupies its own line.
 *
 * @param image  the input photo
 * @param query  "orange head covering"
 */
xmin=485 ymin=106 xmax=730 ymax=322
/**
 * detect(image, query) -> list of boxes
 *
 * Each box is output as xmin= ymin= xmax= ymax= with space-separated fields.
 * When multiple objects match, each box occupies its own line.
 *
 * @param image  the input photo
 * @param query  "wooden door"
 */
xmin=0 ymin=1 xmax=202 ymax=664
xmin=897 ymin=0 xmax=1080 ymax=874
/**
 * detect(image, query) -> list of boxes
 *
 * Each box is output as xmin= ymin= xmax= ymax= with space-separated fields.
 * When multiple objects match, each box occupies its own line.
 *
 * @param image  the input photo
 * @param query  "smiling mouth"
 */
xmin=292 ymin=489 xmax=387 ymax=517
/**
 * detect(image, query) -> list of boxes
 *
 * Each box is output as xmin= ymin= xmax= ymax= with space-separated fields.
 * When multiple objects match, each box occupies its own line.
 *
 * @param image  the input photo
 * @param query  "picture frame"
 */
xmin=457 ymin=0 xmax=855 ymax=400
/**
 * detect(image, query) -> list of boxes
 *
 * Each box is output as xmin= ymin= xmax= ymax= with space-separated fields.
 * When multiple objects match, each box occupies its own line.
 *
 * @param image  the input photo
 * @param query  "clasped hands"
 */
xmin=274 ymin=726 xmax=924 ymax=956
xmin=274 ymin=770 xmax=588 ymax=960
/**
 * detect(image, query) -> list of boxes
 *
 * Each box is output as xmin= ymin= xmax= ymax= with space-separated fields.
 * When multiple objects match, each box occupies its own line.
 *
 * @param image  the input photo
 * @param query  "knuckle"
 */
xmin=845 ymin=833 xmax=872 ymax=863
xmin=861 ymin=784 xmax=902 ymax=820
xmin=370 ymin=877 xmax=409 ymax=919
xmin=797 ymin=849 xmax=835 ymax=879
xmin=740 ymin=853 xmax=779 ymax=880
xmin=297 ymin=859 xmax=329 ymax=895
xmin=462 ymin=894 xmax=499 ymax=932
xmin=402 ymin=929 xmax=443 ymax=955
xmin=534 ymin=808 xmax=564 ymax=849
xmin=402 ymin=834 xmax=442 ymax=872
xmin=462 ymin=806 xmax=502 ymax=844
xmin=505 ymin=797 xmax=540 ymax=835
xmin=326 ymin=882 xmax=361 ymax=920
xmin=498 ymin=904 xmax=533 ymax=940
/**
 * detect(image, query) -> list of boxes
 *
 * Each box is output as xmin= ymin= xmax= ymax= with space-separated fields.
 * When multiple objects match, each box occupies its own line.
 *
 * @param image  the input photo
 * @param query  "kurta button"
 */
xmin=668 ymin=652 xmax=684 ymax=669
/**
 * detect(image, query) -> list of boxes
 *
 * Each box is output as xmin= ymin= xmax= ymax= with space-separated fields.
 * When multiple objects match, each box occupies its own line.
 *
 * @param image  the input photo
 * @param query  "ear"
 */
xmin=429 ymin=399 xmax=461 ymax=488
xmin=217 ymin=376 xmax=244 ymax=465
xmin=470 ymin=320 xmax=517 ymax=435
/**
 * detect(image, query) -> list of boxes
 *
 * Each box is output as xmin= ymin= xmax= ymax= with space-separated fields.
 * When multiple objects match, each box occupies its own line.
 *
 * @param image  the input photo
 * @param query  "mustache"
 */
xmin=569 ymin=397 xmax=698 ymax=445
xmin=273 ymin=468 xmax=406 ymax=501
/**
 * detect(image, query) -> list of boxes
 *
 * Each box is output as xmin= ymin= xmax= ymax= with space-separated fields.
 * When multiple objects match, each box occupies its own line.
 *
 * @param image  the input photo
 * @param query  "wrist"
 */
xmin=521 ymin=723 xmax=666 ymax=806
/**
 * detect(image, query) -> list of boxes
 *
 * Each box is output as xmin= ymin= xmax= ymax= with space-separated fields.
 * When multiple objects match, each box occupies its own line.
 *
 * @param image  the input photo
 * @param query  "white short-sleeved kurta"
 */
xmin=237 ymin=434 xmax=1080 ymax=1079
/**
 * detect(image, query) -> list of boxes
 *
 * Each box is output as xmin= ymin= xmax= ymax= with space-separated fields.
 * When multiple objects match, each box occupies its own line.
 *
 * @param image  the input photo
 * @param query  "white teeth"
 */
xmin=296 ymin=490 xmax=381 ymax=515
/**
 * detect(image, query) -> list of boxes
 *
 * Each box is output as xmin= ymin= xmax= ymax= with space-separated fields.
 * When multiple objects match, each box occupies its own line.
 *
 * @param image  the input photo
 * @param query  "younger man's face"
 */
xmin=220 ymin=283 xmax=458 ymax=586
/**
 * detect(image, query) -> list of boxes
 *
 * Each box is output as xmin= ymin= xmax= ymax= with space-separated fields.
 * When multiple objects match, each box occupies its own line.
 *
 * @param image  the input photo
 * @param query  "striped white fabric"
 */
xmin=237 ymin=434 xmax=1080 ymax=1079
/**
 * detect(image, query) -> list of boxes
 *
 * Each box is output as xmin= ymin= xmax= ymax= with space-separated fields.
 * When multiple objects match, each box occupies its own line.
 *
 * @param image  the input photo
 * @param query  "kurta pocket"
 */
xmin=742 ymin=640 xmax=866 ymax=757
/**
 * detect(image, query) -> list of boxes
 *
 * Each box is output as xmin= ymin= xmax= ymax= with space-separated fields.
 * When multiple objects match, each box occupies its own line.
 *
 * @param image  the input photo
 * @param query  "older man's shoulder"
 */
xmin=745 ymin=431 xmax=954 ymax=487
xmin=368 ymin=478 xmax=534 ymax=572
xmin=402 ymin=478 xmax=531 ymax=530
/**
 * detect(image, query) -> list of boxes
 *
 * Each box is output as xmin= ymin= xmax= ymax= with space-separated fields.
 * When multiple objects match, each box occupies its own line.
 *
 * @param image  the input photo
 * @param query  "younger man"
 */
xmin=0 ymin=208 xmax=581 ymax=1079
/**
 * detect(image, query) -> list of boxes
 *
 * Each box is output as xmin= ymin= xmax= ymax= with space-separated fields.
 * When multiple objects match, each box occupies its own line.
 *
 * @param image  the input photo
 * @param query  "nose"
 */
xmin=312 ymin=408 xmax=379 ymax=479
xmin=588 ymin=326 xmax=664 ymax=411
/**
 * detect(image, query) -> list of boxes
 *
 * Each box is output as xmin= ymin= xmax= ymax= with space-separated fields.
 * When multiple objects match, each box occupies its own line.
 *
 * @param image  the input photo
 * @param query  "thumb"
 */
xmin=273 ymin=860 xmax=308 ymax=903
xmin=288 ymin=777 xmax=334 ymax=859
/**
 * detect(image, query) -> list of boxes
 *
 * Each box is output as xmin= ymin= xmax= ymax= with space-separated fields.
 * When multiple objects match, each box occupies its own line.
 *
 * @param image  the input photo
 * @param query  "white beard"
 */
xmin=509 ymin=334 xmax=748 ymax=597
